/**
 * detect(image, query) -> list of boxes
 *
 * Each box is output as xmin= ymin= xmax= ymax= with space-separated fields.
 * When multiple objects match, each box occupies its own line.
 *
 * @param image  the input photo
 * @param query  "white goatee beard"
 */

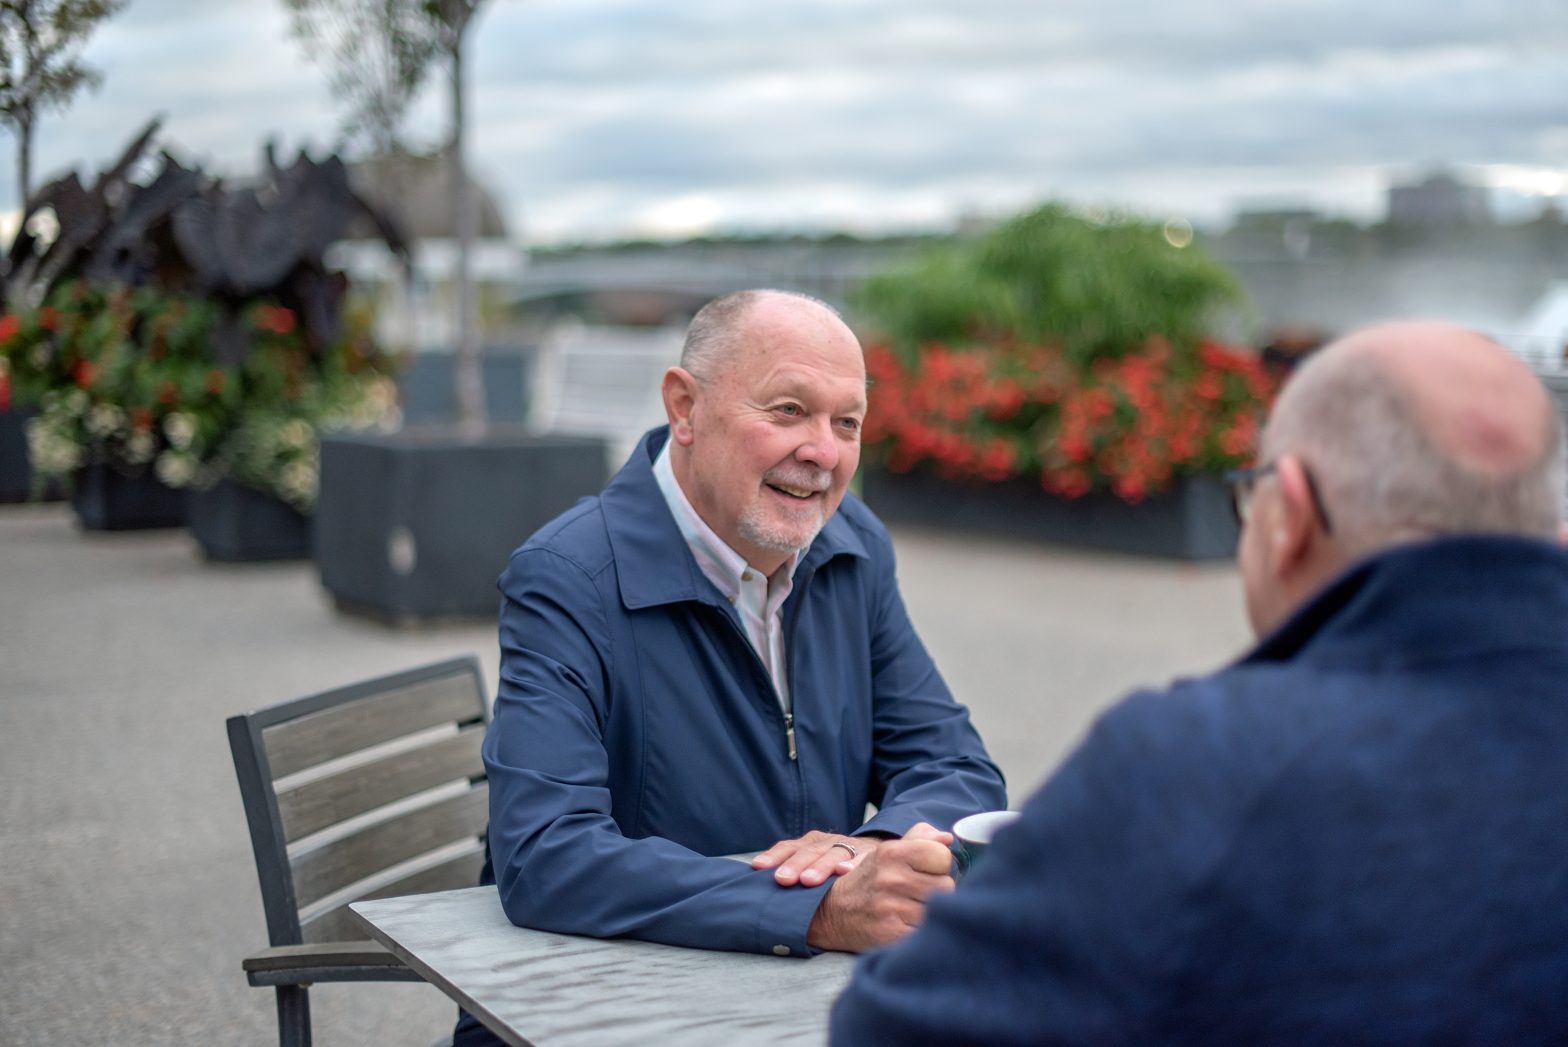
xmin=740 ymin=466 xmax=834 ymax=554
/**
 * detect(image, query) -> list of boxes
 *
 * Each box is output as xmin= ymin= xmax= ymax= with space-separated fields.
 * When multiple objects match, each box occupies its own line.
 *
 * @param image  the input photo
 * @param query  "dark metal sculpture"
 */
xmin=3 ymin=118 xmax=408 ymax=363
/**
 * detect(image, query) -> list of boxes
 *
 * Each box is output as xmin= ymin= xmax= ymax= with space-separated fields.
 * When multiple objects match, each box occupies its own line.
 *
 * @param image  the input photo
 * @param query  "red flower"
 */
xmin=0 ymin=314 xmax=18 ymax=344
xmin=1113 ymin=474 xmax=1148 ymax=503
xmin=254 ymin=304 xmax=298 ymax=336
xmin=205 ymin=369 xmax=227 ymax=396
xmin=158 ymin=380 xmax=178 ymax=407
xmin=864 ymin=336 xmax=1276 ymax=505
xmin=38 ymin=306 xmax=59 ymax=331
xmin=74 ymin=361 xmax=96 ymax=388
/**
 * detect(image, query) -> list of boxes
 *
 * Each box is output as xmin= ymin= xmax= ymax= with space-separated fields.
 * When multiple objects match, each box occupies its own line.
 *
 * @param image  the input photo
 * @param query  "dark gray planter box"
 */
xmin=315 ymin=428 xmax=610 ymax=622
xmin=861 ymin=466 xmax=1238 ymax=561
xmin=0 ymin=406 xmax=63 ymax=503
xmin=71 ymin=462 xmax=189 ymax=531
xmin=188 ymin=479 xmax=311 ymax=562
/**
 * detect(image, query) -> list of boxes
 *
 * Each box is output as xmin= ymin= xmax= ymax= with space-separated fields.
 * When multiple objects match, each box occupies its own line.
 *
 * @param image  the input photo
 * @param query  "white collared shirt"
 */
xmin=653 ymin=440 xmax=798 ymax=712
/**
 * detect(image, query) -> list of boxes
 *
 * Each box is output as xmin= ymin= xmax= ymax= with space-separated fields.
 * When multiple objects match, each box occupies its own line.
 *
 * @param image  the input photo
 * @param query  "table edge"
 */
xmin=349 ymin=893 xmax=535 ymax=1047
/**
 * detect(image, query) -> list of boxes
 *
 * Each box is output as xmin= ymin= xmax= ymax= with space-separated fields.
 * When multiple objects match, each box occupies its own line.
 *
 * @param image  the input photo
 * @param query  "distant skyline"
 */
xmin=13 ymin=0 xmax=1568 ymax=244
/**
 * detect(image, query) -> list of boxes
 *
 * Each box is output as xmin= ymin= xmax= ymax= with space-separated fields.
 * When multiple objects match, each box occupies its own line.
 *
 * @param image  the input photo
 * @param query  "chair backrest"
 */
xmin=530 ymin=319 xmax=684 ymax=467
xmin=227 ymin=656 xmax=490 ymax=947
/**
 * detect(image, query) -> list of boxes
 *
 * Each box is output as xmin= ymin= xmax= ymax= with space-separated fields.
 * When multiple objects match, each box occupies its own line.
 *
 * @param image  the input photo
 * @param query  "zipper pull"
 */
xmin=784 ymin=712 xmax=798 ymax=761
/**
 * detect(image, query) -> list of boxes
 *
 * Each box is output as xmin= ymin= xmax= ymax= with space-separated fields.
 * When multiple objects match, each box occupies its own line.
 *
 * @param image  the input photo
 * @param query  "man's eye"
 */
xmin=776 ymin=404 xmax=803 ymax=417
xmin=839 ymin=417 xmax=862 ymax=431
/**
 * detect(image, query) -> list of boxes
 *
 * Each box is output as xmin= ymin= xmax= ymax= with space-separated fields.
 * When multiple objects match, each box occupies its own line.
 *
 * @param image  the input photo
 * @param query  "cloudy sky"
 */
xmin=19 ymin=0 xmax=1568 ymax=243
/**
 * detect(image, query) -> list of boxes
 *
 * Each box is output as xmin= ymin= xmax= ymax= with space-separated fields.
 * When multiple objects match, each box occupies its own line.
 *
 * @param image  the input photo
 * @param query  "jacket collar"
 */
xmin=602 ymin=427 xmax=870 ymax=611
xmin=1243 ymin=534 xmax=1568 ymax=668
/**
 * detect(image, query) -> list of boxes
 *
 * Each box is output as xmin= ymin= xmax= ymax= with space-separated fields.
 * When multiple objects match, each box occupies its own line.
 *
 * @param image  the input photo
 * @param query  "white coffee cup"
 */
xmin=952 ymin=810 xmax=1021 ymax=877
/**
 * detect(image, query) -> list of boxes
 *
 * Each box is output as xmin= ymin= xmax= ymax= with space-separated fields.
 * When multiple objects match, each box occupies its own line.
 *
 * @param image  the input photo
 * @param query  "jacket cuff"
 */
xmin=857 ymin=809 xmax=922 ymax=838
xmin=752 ymin=876 xmax=833 ymax=957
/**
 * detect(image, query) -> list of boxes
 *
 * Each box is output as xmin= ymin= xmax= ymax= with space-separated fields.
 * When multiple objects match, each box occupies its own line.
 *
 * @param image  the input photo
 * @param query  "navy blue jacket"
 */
xmin=832 ymin=536 xmax=1568 ymax=1044
xmin=483 ymin=428 xmax=1005 ymax=956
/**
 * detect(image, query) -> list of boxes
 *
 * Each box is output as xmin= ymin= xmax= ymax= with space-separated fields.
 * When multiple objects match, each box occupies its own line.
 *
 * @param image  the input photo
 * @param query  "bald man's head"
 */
xmin=1262 ymin=320 xmax=1564 ymax=558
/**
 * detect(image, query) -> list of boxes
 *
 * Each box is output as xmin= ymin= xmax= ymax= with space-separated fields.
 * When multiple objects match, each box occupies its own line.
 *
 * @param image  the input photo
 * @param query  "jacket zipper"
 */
xmin=714 ymin=606 xmax=798 ymax=762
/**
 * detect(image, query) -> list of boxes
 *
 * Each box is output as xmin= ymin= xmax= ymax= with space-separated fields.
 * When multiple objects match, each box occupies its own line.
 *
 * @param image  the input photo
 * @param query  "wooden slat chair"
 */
xmin=227 ymin=656 xmax=490 ymax=1047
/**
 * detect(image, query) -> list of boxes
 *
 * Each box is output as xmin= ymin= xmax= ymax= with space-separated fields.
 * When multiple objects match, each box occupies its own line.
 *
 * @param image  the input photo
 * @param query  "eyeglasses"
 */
xmin=1223 ymin=460 xmax=1334 ymax=535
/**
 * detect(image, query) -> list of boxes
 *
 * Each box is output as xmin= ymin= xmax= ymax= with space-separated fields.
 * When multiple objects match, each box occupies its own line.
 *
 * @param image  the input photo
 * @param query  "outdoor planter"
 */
xmin=188 ymin=479 xmax=311 ymax=562
xmin=71 ymin=461 xmax=188 ymax=531
xmin=0 ymin=405 xmax=35 ymax=502
xmin=314 ymin=428 xmax=609 ymax=622
xmin=861 ymin=465 xmax=1238 ymax=561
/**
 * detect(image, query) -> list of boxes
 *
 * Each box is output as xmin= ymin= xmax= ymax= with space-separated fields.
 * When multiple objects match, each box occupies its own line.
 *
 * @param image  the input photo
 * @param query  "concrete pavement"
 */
xmin=0 ymin=501 xmax=1252 ymax=1046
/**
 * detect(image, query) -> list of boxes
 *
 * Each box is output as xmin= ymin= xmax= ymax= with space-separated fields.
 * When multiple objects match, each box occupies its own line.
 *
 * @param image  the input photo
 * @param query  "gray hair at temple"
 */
xmin=680 ymin=290 xmax=843 ymax=382
xmin=1261 ymin=337 xmax=1566 ymax=560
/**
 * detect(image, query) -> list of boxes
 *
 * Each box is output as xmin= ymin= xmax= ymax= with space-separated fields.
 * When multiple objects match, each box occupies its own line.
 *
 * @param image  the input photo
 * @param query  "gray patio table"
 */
xmin=350 ymin=886 xmax=858 ymax=1046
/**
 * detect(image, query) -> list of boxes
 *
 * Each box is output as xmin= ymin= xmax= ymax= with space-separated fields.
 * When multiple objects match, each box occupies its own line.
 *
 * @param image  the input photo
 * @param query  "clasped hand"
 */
xmin=751 ymin=829 xmax=883 ymax=887
xmin=751 ymin=823 xmax=956 ymax=953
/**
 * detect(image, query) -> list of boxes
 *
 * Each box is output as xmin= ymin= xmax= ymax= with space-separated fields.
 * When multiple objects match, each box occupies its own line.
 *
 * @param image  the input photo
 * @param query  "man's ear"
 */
xmin=1265 ymin=455 xmax=1322 ymax=580
xmin=662 ymin=367 xmax=700 ymax=446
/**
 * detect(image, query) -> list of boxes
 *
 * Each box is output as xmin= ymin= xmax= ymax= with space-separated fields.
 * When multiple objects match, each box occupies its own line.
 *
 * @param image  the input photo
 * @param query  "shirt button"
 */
xmin=772 ymin=944 xmax=791 ymax=956
xmin=742 ymin=571 xmax=754 ymax=582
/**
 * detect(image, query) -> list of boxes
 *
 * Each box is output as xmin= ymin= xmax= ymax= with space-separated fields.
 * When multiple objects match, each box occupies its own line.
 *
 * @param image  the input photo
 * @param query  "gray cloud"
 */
xmin=14 ymin=0 xmax=1568 ymax=242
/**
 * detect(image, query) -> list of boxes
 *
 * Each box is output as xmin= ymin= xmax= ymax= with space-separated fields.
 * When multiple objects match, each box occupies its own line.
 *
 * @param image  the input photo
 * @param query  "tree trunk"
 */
xmin=449 ymin=33 xmax=485 ymax=433
xmin=16 ymin=109 xmax=31 ymax=211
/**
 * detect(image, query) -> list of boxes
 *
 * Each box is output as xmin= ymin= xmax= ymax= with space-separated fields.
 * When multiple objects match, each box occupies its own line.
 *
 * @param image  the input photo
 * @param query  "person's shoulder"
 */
xmin=829 ymin=491 xmax=895 ymax=557
xmin=502 ymin=494 xmax=614 ymax=586
xmin=1088 ymin=661 xmax=1335 ymax=785
xmin=1091 ymin=661 xmax=1310 ymax=752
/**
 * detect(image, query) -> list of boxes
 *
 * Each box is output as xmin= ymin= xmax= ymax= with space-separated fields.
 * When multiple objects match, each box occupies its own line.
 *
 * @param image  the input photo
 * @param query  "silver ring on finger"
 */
xmin=829 ymin=840 xmax=858 ymax=859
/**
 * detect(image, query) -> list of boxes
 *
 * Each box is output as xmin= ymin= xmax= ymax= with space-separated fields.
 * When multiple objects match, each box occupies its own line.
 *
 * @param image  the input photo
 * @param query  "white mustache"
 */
xmin=764 ymin=467 xmax=832 ymax=493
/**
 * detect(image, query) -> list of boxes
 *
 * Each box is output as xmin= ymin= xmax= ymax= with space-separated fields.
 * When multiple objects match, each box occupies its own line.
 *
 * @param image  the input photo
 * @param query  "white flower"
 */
xmin=154 ymin=451 xmax=198 ymax=488
xmin=26 ymin=417 xmax=84 ymax=474
xmin=280 ymin=459 xmax=318 ymax=507
xmin=28 ymin=345 xmax=48 ymax=370
xmin=124 ymin=430 xmax=156 ymax=465
xmin=163 ymin=413 xmax=197 ymax=450
xmin=85 ymin=403 xmax=125 ymax=438
xmin=64 ymin=389 xmax=89 ymax=415
xmin=280 ymin=418 xmax=313 ymax=450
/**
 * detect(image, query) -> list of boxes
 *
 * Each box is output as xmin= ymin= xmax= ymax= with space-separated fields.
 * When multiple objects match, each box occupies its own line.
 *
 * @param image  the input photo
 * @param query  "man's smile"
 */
xmin=767 ymin=481 xmax=823 ymax=500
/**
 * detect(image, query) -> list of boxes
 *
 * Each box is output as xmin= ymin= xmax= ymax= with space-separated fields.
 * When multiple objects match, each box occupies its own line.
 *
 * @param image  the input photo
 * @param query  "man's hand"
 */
xmin=805 ymin=822 xmax=956 ymax=953
xmin=752 ymin=830 xmax=885 ymax=887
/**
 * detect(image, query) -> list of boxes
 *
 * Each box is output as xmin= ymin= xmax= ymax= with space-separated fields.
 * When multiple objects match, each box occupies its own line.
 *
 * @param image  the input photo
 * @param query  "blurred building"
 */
xmin=329 ymin=146 xmax=524 ymax=355
xmin=1202 ymin=173 xmax=1568 ymax=351
xmin=325 ymin=148 xmax=531 ymax=423
xmin=1387 ymin=169 xmax=1493 ymax=228
xmin=510 ymin=235 xmax=930 ymax=335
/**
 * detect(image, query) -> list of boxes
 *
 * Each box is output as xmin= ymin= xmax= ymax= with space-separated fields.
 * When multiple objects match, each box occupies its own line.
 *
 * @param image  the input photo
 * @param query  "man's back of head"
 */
xmin=1240 ymin=320 xmax=1566 ymax=634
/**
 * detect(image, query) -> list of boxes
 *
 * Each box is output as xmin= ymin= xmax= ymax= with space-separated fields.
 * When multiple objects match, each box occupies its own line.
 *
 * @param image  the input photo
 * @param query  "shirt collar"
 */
xmin=652 ymin=435 xmax=803 ymax=592
xmin=605 ymin=428 xmax=867 ymax=612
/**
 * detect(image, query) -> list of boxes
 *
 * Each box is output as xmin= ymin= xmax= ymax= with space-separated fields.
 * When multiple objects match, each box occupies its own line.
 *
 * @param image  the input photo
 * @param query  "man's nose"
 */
xmin=795 ymin=415 xmax=839 ymax=471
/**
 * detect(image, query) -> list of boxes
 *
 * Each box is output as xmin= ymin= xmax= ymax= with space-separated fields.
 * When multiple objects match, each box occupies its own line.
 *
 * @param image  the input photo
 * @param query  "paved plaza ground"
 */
xmin=0 ymin=500 xmax=1252 ymax=1046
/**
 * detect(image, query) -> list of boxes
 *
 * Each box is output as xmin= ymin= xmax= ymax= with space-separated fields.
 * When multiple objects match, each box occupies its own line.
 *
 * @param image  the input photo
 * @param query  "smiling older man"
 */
xmin=458 ymin=290 xmax=1003 ymax=1043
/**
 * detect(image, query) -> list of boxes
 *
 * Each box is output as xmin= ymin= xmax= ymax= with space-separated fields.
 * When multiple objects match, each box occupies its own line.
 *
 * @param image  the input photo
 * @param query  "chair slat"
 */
xmin=291 ymin=786 xmax=489 ymax=911
xmin=276 ymin=725 xmax=486 ymax=843
xmin=263 ymin=673 xmax=482 ymax=779
xmin=300 ymin=844 xmax=487 ymax=944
